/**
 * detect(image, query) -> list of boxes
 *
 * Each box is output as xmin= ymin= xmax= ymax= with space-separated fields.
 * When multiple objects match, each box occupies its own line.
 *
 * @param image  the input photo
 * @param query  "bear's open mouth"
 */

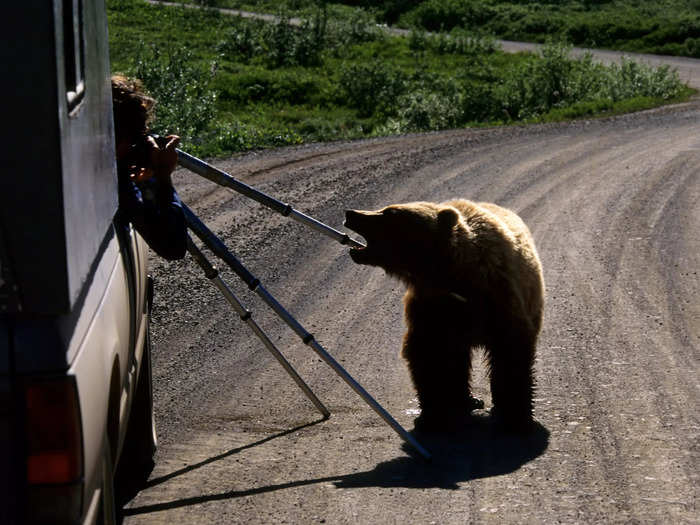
xmin=347 ymin=233 xmax=372 ymax=264
xmin=348 ymin=242 xmax=372 ymax=264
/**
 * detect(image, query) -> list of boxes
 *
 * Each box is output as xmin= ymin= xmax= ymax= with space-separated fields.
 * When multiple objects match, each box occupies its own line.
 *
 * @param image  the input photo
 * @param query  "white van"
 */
xmin=1 ymin=2 xmax=156 ymax=523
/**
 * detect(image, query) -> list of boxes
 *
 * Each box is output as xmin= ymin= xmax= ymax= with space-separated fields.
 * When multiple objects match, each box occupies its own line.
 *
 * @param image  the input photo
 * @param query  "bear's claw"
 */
xmin=467 ymin=395 xmax=485 ymax=411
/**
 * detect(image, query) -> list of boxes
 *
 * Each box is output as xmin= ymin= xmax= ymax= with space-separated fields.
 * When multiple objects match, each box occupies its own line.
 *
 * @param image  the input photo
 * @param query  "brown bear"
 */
xmin=344 ymin=199 xmax=544 ymax=431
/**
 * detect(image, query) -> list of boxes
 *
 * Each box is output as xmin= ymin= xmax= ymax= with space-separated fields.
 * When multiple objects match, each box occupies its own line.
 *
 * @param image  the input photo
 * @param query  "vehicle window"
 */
xmin=63 ymin=0 xmax=85 ymax=113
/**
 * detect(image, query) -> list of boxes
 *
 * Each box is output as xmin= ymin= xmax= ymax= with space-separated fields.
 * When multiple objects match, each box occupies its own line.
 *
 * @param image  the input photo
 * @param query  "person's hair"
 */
xmin=111 ymin=75 xmax=155 ymax=145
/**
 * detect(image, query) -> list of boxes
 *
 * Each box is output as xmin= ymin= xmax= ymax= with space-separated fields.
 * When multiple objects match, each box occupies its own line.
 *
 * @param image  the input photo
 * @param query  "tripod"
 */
xmin=178 ymin=151 xmax=431 ymax=461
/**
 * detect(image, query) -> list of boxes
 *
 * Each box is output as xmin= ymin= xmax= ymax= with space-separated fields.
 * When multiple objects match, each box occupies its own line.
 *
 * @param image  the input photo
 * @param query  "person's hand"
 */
xmin=130 ymin=134 xmax=180 ymax=184
xmin=149 ymin=135 xmax=180 ymax=184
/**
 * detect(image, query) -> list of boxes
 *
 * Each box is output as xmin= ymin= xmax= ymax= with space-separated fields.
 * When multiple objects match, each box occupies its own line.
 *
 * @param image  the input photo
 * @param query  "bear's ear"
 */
xmin=437 ymin=207 xmax=459 ymax=232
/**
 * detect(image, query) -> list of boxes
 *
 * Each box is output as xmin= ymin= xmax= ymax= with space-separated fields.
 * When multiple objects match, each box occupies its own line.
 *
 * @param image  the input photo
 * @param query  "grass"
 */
xmin=108 ymin=0 xmax=694 ymax=157
xmin=398 ymin=0 xmax=700 ymax=58
xmin=177 ymin=0 xmax=700 ymax=58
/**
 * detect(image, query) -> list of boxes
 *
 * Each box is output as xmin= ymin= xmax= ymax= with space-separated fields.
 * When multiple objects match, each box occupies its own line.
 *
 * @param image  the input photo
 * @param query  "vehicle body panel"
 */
xmin=0 ymin=2 xmax=155 ymax=523
xmin=1 ymin=2 xmax=117 ymax=316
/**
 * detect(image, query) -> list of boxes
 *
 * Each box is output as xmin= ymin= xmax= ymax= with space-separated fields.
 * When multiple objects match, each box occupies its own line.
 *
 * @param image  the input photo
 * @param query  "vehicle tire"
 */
xmin=98 ymin=440 xmax=117 ymax=525
xmin=120 ymin=328 xmax=157 ymax=482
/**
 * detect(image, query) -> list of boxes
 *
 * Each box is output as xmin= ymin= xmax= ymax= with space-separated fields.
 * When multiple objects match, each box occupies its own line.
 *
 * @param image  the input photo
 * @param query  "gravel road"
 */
xmin=121 ymin=56 xmax=700 ymax=523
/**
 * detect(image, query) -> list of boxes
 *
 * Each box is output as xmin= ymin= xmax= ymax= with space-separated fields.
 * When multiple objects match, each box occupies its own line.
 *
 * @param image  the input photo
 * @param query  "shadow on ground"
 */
xmin=121 ymin=413 xmax=548 ymax=517
xmin=337 ymin=412 xmax=549 ymax=490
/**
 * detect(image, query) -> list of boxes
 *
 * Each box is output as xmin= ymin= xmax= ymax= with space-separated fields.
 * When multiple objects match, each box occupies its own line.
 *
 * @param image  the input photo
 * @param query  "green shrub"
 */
xmin=215 ymin=7 xmax=382 ymax=65
xmin=263 ymin=11 xmax=327 ymax=67
xmin=433 ymin=28 xmax=497 ymax=56
xmin=394 ymin=0 xmax=700 ymax=58
xmin=326 ymin=8 xmax=384 ymax=48
xmin=296 ymin=115 xmax=365 ymax=141
xmin=683 ymin=37 xmax=700 ymax=57
xmin=492 ymin=42 xmax=686 ymax=121
xmin=217 ymin=69 xmax=320 ymax=105
xmin=337 ymin=61 xmax=408 ymax=117
xmin=128 ymin=45 xmax=218 ymax=142
xmin=600 ymin=59 xmax=684 ymax=101
xmin=408 ymin=28 xmax=430 ymax=51
xmin=396 ymin=89 xmax=463 ymax=131
xmin=493 ymin=42 xmax=570 ymax=120
xmin=460 ymin=81 xmax=498 ymax=122
xmin=216 ymin=20 xmax=264 ymax=63
xmin=408 ymin=26 xmax=497 ymax=57
xmin=403 ymin=0 xmax=494 ymax=31
xmin=200 ymin=121 xmax=303 ymax=155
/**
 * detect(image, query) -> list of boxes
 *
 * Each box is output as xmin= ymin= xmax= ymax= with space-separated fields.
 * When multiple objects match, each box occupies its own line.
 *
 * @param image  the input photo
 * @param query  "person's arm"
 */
xmin=119 ymin=135 xmax=187 ymax=261
xmin=136 ymin=180 xmax=186 ymax=260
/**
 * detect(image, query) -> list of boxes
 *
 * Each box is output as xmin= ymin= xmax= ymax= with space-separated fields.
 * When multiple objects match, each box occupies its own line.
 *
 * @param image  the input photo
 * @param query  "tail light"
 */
xmin=24 ymin=377 xmax=83 ymax=524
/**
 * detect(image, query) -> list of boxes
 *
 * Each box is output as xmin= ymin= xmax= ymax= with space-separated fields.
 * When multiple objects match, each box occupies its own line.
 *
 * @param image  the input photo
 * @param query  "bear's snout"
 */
xmin=344 ymin=209 xmax=363 ymax=222
xmin=344 ymin=209 xmax=372 ymax=235
xmin=344 ymin=209 xmax=358 ymax=224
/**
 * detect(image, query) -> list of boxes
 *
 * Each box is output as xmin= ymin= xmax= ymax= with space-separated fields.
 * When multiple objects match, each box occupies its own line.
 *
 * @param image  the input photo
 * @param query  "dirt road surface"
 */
xmin=121 ymin=55 xmax=700 ymax=523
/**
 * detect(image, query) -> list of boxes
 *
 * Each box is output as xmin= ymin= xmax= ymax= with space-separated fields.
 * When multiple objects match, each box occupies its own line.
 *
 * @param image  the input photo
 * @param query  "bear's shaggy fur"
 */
xmin=345 ymin=199 xmax=544 ymax=431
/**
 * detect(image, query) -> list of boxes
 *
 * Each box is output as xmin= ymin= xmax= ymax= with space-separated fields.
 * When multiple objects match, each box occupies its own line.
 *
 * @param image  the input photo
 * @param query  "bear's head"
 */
xmin=344 ymin=202 xmax=460 ymax=282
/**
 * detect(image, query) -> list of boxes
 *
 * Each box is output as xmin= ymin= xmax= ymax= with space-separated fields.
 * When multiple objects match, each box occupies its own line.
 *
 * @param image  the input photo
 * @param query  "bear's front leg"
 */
xmin=401 ymin=324 xmax=477 ymax=432
xmin=486 ymin=328 xmax=537 ymax=432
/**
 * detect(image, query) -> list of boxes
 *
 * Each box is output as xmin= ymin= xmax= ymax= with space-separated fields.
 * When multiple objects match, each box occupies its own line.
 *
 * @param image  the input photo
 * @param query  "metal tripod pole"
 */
xmin=183 ymin=205 xmax=431 ymax=461
xmin=186 ymin=235 xmax=330 ymax=419
xmin=177 ymin=149 xmax=365 ymax=250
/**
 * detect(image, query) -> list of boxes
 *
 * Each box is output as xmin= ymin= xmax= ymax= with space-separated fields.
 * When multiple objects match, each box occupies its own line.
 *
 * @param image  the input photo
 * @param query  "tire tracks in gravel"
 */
xmin=128 ymin=78 xmax=700 ymax=525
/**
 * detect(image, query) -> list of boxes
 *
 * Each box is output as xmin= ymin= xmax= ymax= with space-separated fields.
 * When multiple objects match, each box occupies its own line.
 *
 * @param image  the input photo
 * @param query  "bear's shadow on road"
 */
xmin=121 ymin=415 xmax=548 ymax=518
xmin=336 ymin=413 xmax=549 ymax=490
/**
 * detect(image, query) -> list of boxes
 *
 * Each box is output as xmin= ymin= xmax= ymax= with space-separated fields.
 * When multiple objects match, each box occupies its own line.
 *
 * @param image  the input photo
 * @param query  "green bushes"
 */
xmin=395 ymin=89 xmax=463 ymax=132
xmin=128 ymin=46 xmax=218 ymax=142
xmin=202 ymin=121 xmax=303 ymax=155
xmin=378 ymin=42 xmax=687 ymax=132
xmin=216 ymin=22 xmax=264 ymax=62
xmin=601 ymin=59 xmax=686 ymax=101
xmin=326 ymin=9 xmax=384 ymax=48
xmin=408 ymin=27 xmax=497 ymax=56
xmin=215 ymin=13 xmax=327 ymax=67
xmin=265 ymin=12 xmax=327 ymax=67
xmin=402 ymin=0 xmax=495 ymax=31
xmin=216 ymin=69 xmax=322 ymax=105
xmin=495 ymin=42 xmax=588 ymax=120
xmin=215 ymin=8 xmax=383 ymax=67
xmin=108 ymin=1 xmax=692 ymax=157
xmin=338 ymin=61 xmax=408 ymax=118
xmin=195 ymin=1 xmax=700 ymax=58
xmin=488 ymin=44 xmax=686 ymax=122
xmin=395 ymin=1 xmax=700 ymax=58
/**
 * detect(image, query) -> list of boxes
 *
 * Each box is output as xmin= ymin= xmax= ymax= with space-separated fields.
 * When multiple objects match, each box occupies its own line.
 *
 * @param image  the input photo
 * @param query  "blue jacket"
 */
xmin=117 ymin=168 xmax=187 ymax=261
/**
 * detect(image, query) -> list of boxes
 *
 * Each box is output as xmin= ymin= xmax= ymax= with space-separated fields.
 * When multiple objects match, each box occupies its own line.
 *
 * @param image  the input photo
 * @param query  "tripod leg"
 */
xmin=187 ymin=237 xmax=330 ymax=419
xmin=177 ymin=149 xmax=364 ymax=249
xmin=254 ymin=283 xmax=432 ymax=461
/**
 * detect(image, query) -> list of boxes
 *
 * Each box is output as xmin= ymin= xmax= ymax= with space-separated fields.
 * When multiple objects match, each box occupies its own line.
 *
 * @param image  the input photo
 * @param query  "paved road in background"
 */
xmin=125 ymin=7 xmax=699 ymax=523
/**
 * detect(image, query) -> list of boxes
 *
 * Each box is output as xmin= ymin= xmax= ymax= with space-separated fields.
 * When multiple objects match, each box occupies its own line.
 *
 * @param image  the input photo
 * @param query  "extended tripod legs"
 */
xmin=183 ymin=206 xmax=431 ymax=460
xmin=186 ymin=236 xmax=330 ymax=419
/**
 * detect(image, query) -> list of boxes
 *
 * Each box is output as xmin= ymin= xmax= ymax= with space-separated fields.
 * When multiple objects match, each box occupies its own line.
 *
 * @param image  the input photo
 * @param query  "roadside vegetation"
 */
xmin=108 ymin=0 xmax=692 ymax=157
xmin=185 ymin=0 xmax=700 ymax=58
